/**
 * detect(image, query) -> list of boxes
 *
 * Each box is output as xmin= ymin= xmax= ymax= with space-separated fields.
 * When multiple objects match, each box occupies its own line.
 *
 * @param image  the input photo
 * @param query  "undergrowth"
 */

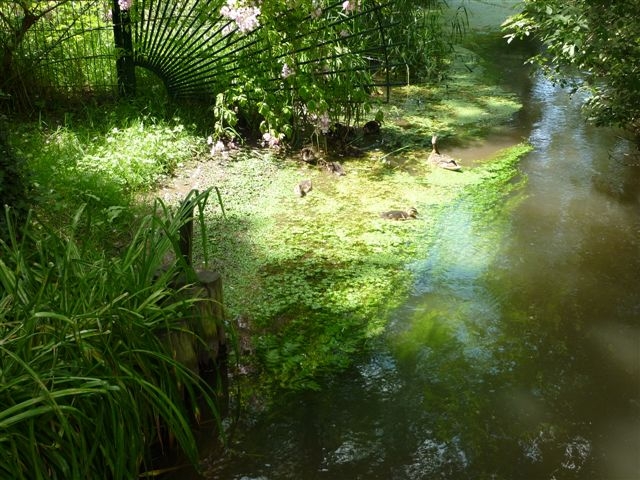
xmin=0 ymin=192 xmax=223 ymax=479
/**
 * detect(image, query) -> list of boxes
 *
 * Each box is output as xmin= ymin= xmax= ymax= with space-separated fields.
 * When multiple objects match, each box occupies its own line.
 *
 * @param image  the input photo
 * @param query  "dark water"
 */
xmin=194 ymin=11 xmax=640 ymax=480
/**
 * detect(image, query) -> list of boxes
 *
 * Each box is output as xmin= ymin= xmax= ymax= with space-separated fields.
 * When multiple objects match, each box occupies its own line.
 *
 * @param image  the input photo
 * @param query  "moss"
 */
xmin=211 ymin=138 xmax=531 ymax=393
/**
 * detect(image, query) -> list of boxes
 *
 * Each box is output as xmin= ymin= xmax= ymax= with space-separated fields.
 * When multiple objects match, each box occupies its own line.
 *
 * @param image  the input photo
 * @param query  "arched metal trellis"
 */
xmin=113 ymin=0 xmax=400 ymax=100
xmin=1 ymin=1 xmax=411 ymax=106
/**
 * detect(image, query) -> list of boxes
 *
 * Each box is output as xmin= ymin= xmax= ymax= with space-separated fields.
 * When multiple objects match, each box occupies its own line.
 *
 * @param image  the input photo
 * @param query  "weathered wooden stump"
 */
xmin=187 ymin=269 xmax=227 ymax=368
xmin=161 ymin=191 xmax=227 ymax=389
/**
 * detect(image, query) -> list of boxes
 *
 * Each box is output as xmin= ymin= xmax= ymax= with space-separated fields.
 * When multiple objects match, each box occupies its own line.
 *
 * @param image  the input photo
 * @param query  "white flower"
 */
xmin=220 ymin=0 xmax=261 ymax=34
xmin=118 ymin=0 xmax=132 ymax=11
xmin=210 ymin=140 xmax=226 ymax=155
xmin=342 ymin=1 xmax=357 ymax=13
xmin=311 ymin=7 xmax=322 ymax=19
xmin=262 ymin=132 xmax=284 ymax=148
xmin=281 ymin=63 xmax=294 ymax=79
xmin=318 ymin=112 xmax=330 ymax=134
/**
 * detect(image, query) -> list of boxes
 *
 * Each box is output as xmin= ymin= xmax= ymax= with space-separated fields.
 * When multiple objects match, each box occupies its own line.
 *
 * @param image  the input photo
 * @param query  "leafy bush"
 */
xmin=504 ymin=0 xmax=640 ymax=137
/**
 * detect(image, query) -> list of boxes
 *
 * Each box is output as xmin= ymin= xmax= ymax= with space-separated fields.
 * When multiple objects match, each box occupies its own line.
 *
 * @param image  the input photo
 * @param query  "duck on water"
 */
xmin=428 ymin=135 xmax=462 ymax=171
xmin=380 ymin=207 xmax=418 ymax=220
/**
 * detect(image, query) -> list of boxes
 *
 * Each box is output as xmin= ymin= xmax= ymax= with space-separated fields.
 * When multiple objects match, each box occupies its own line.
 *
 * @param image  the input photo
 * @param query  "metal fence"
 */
xmin=1 ymin=0 xmax=402 ymax=107
xmin=2 ymin=1 xmax=118 ymax=103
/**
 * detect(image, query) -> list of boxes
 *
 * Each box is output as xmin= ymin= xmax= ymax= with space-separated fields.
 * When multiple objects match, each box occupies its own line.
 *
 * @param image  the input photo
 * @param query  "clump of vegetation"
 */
xmin=0 ymin=196 xmax=223 ymax=479
xmin=0 ymin=122 xmax=29 ymax=240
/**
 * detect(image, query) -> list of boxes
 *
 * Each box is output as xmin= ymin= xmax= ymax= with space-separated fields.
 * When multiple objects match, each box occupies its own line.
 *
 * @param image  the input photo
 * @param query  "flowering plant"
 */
xmin=202 ymin=0 xmax=377 ymax=146
xmin=221 ymin=0 xmax=261 ymax=34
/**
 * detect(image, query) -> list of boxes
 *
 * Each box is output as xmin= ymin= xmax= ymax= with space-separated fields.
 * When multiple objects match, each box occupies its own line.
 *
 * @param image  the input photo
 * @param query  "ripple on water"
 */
xmin=403 ymin=435 xmax=469 ymax=479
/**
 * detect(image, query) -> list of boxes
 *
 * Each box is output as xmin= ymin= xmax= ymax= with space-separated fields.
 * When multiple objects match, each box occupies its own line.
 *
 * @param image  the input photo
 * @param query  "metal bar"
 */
xmin=144 ymin=0 xmax=182 ymax=69
xmin=150 ymin=13 xmax=230 ymax=81
xmin=147 ymin=0 xmax=205 ymax=74
xmin=145 ymin=0 xmax=174 ymax=67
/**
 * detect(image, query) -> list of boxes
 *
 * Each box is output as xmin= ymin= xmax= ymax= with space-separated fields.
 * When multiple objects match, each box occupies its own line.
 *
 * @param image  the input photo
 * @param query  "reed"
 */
xmin=0 ymin=192 xmax=221 ymax=479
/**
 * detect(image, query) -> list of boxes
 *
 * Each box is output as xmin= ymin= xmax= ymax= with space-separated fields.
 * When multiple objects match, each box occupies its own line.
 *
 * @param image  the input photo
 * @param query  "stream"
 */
xmin=193 ymin=4 xmax=640 ymax=479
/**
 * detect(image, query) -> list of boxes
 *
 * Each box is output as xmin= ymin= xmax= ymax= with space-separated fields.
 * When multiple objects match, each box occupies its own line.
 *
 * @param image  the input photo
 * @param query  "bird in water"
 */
xmin=300 ymin=146 xmax=319 ymax=164
xmin=324 ymin=160 xmax=346 ymax=176
xmin=380 ymin=207 xmax=418 ymax=220
xmin=428 ymin=135 xmax=461 ymax=171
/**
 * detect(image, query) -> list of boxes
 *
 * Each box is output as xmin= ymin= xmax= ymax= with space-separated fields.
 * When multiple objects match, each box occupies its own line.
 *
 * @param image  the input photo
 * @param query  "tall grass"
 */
xmin=0 ymin=191 xmax=222 ymax=479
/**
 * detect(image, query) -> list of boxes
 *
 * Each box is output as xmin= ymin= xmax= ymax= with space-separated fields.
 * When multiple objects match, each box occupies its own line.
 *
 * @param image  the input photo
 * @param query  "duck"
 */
xmin=324 ymin=160 xmax=346 ymax=176
xmin=300 ymin=146 xmax=319 ymax=164
xmin=294 ymin=179 xmax=313 ymax=197
xmin=380 ymin=207 xmax=418 ymax=220
xmin=363 ymin=119 xmax=381 ymax=135
xmin=428 ymin=135 xmax=461 ymax=171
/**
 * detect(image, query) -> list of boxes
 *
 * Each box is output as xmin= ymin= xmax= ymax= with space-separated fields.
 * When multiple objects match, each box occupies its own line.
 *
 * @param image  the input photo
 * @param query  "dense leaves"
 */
xmin=0 ymin=193 xmax=223 ymax=479
xmin=503 ymin=0 xmax=640 ymax=138
xmin=0 ymin=125 xmax=29 ymax=240
xmin=0 ymin=1 xmax=460 ymax=145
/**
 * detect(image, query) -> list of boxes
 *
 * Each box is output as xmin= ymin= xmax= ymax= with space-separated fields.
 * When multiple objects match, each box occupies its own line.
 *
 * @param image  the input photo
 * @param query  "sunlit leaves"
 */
xmin=503 ymin=0 xmax=640 ymax=137
xmin=0 ymin=198 xmax=222 ymax=478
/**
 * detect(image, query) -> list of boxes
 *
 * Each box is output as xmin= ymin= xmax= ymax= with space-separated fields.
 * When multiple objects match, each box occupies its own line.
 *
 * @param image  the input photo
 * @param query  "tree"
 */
xmin=503 ymin=0 xmax=640 ymax=140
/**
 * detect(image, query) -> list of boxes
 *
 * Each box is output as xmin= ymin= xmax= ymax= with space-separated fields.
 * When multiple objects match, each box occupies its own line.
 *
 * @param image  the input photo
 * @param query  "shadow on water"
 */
xmin=194 ymin=6 xmax=640 ymax=480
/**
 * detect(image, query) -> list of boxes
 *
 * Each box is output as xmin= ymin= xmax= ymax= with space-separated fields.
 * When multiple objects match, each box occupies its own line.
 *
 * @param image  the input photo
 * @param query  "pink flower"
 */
xmin=118 ymin=0 xmax=132 ymax=11
xmin=262 ymin=132 xmax=284 ymax=148
xmin=342 ymin=1 xmax=357 ymax=13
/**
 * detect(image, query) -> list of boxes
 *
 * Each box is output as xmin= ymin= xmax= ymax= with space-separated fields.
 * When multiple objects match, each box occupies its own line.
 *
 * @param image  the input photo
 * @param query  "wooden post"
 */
xmin=170 ymin=192 xmax=227 ymax=387
xmin=178 ymin=199 xmax=194 ymax=267
xmin=183 ymin=270 xmax=226 ymax=364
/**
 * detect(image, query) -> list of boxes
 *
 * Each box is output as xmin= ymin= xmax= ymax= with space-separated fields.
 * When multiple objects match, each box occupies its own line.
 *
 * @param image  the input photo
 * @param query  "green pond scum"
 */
xmin=199 ymin=50 xmax=533 ymax=394
xmin=220 ymin=139 xmax=532 ymax=393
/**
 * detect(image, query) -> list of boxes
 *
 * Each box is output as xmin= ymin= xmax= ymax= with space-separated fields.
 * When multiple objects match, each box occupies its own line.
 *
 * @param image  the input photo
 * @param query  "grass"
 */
xmin=0 ymin=193 xmax=223 ymax=478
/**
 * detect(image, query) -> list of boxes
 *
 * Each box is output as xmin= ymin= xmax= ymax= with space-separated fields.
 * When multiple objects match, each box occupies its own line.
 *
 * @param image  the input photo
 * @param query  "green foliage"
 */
xmin=503 ymin=0 xmax=640 ymax=137
xmin=0 ymin=194 xmax=222 ymax=479
xmin=0 ymin=124 xmax=29 ymax=241
xmin=376 ymin=0 xmax=466 ymax=82
xmin=2 ymin=0 xmax=462 ymax=146
xmin=7 ymin=108 xmax=203 ymax=234
xmin=0 ymin=1 xmax=116 ymax=107
xmin=202 ymin=0 xmax=460 ymax=144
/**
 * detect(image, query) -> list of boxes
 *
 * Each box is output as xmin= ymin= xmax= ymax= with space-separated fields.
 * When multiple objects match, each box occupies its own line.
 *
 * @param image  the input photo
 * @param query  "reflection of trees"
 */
xmin=388 ymin=264 xmax=600 ymax=477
